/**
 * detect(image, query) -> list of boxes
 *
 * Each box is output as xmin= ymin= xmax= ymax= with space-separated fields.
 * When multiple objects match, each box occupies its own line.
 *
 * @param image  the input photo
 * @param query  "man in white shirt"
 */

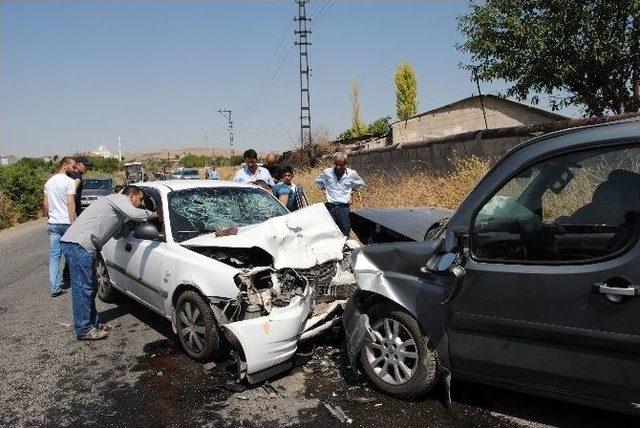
xmin=206 ymin=165 xmax=220 ymax=180
xmin=43 ymin=157 xmax=77 ymax=297
xmin=315 ymin=152 xmax=365 ymax=236
xmin=233 ymin=149 xmax=275 ymax=186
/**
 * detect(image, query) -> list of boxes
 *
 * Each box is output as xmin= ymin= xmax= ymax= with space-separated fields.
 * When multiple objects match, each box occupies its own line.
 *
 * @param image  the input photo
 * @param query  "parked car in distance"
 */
xmin=344 ymin=118 xmax=640 ymax=416
xmin=97 ymin=180 xmax=356 ymax=383
xmin=80 ymin=177 xmax=114 ymax=209
xmin=171 ymin=168 xmax=200 ymax=180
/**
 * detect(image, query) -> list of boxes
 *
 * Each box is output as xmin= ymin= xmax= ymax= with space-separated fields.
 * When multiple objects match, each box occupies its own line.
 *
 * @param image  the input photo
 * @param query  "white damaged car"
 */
xmin=98 ymin=180 xmax=356 ymax=382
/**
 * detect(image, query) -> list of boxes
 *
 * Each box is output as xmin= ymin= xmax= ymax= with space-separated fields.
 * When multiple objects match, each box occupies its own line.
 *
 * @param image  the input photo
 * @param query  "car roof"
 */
xmin=136 ymin=179 xmax=255 ymax=194
xmin=512 ymin=117 xmax=639 ymax=155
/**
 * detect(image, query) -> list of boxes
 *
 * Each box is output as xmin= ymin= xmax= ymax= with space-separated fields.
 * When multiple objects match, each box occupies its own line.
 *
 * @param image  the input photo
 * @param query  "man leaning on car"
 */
xmin=60 ymin=186 xmax=157 ymax=341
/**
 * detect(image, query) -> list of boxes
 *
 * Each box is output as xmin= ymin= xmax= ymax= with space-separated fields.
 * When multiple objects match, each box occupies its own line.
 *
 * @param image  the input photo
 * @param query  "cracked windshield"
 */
xmin=169 ymin=187 xmax=288 ymax=242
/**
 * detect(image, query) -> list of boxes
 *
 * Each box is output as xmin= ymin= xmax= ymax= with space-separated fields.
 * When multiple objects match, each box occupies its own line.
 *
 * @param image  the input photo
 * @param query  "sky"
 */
xmin=1 ymin=1 xmax=576 ymax=157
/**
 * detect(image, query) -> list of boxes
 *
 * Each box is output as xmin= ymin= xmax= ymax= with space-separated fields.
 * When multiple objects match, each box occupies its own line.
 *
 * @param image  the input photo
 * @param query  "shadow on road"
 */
xmin=98 ymin=296 xmax=174 ymax=339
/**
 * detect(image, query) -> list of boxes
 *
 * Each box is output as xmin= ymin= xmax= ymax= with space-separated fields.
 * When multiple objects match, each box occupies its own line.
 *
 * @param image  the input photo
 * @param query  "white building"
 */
xmin=93 ymin=145 xmax=116 ymax=158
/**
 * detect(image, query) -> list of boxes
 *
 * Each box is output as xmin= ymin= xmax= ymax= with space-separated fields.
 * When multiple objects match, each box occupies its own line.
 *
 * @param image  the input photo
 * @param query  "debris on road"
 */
xmin=203 ymin=362 xmax=217 ymax=372
xmin=324 ymin=403 xmax=353 ymax=424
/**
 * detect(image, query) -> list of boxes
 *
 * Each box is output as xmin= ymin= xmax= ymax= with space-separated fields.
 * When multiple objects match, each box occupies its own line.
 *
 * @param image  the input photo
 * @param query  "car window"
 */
xmin=471 ymin=144 xmax=640 ymax=263
xmin=83 ymin=179 xmax=112 ymax=189
xmin=169 ymin=187 xmax=288 ymax=242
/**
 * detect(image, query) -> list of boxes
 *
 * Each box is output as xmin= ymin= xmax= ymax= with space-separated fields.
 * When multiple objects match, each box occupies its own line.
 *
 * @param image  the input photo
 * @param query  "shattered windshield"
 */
xmin=169 ymin=187 xmax=288 ymax=242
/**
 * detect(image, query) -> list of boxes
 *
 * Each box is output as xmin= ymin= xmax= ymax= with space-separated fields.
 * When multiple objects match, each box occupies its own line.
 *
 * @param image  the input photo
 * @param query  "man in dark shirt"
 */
xmin=69 ymin=157 xmax=93 ymax=215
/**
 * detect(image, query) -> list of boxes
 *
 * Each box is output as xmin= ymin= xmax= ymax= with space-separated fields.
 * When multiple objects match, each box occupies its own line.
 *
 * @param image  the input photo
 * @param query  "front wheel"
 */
xmin=175 ymin=291 xmax=220 ymax=361
xmin=96 ymin=257 xmax=119 ymax=303
xmin=358 ymin=303 xmax=438 ymax=399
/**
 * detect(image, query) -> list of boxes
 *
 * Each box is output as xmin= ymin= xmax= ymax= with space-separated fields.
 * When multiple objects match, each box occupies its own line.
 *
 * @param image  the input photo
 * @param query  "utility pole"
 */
xmin=294 ymin=0 xmax=312 ymax=147
xmin=217 ymin=110 xmax=234 ymax=157
xmin=117 ymin=135 xmax=122 ymax=161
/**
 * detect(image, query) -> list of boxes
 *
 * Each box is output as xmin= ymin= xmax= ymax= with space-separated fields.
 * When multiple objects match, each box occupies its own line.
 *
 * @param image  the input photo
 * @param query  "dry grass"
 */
xmin=200 ymin=157 xmax=491 ymax=212
xmin=295 ymin=156 xmax=492 ymax=211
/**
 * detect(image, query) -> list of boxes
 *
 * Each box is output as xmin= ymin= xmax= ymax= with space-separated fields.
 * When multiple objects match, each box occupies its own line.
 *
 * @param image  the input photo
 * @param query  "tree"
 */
xmin=458 ymin=0 xmax=640 ymax=116
xmin=367 ymin=116 xmax=392 ymax=136
xmin=350 ymin=79 xmax=367 ymax=137
xmin=395 ymin=61 xmax=419 ymax=121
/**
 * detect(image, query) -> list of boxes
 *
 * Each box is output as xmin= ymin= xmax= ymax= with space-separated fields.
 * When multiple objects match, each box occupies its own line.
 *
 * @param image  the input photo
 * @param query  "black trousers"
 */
xmin=326 ymin=203 xmax=350 ymax=236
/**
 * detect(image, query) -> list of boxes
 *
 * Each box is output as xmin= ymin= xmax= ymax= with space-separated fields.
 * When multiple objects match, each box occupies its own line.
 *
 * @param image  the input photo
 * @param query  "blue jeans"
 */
xmin=61 ymin=242 xmax=99 ymax=337
xmin=326 ymin=203 xmax=351 ymax=236
xmin=47 ymin=223 xmax=70 ymax=294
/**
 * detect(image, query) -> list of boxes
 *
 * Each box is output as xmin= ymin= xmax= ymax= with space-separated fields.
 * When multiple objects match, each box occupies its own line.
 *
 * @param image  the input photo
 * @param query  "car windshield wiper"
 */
xmin=175 ymin=227 xmax=217 ymax=236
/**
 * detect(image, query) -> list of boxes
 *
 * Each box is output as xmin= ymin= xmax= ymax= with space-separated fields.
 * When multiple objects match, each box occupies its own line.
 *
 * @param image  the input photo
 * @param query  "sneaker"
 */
xmin=97 ymin=323 xmax=113 ymax=332
xmin=51 ymin=289 xmax=67 ymax=297
xmin=78 ymin=328 xmax=109 ymax=341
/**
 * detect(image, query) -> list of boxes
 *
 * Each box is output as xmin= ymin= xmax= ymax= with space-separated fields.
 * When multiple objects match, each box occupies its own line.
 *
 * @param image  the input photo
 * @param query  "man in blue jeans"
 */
xmin=315 ymin=152 xmax=365 ymax=236
xmin=61 ymin=186 xmax=156 ymax=340
xmin=44 ymin=157 xmax=78 ymax=297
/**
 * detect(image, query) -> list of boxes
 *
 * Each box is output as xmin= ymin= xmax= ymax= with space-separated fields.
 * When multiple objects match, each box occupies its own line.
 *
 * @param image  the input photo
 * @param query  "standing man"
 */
xmin=315 ymin=152 xmax=365 ymax=236
xmin=264 ymin=153 xmax=279 ymax=181
xmin=233 ymin=149 xmax=275 ymax=186
xmin=206 ymin=164 xmax=220 ymax=180
xmin=61 ymin=186 xmax=157 ymax=340
xmin=44 ymin=157 xmax=77 ymax=297
xmin=68 ymin=157 xmax=91 ymax=215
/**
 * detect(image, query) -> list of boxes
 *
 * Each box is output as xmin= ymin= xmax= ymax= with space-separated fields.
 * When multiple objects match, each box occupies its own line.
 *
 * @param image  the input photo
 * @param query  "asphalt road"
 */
xmin=0 ymin=219 xmax=637 ymax=427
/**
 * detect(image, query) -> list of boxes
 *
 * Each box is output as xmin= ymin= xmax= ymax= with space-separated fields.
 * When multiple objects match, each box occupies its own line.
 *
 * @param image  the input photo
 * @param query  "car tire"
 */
xmin=175 ymin=291 xmax=220 ymax=361
xmin=96 ymin=257 xmax=119 ymax=303
xmin=358 ymin=302 xmax=438 ymax=399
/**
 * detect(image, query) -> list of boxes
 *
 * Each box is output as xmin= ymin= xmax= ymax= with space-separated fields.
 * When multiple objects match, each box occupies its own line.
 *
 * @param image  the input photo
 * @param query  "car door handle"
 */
xmin=125 ymin=243 xmax=132 ymax=252
xmin=592 ymin=283 xmax=639 ymax=296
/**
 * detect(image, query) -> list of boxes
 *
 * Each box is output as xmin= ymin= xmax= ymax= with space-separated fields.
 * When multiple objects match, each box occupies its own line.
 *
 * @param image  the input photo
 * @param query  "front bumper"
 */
xmin=342 ymin=292 xmax=375 ymax=368
xmin=223 ymin=285 xmax=315 ymax=378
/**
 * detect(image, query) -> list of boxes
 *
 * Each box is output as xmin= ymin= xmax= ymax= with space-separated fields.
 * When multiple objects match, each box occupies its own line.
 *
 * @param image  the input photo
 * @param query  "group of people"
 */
xmin=44 ymin=157 xmax=156 ymax=341
xmin=231 ymin=149 xmax=365 ymax=235
xmin=43 ymin=149 xmax=365 ymax=342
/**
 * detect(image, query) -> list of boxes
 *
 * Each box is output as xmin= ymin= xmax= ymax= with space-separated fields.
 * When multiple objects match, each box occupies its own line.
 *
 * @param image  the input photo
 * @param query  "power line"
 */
xmin=237 ymin=21 xmax=297 ymax=119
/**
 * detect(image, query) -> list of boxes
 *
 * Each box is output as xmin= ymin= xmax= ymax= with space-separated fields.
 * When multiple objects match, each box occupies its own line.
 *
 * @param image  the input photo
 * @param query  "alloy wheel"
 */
xmin=364 ymin=317 xmax=419 ymax=385
xmin=179 ymin=302 xmax=206 ymax=353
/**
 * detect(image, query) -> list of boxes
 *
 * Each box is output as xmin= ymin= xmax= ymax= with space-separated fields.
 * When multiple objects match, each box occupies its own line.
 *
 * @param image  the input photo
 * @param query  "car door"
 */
xmin=446 ymin=142 xmax=640 ymax=408
xmin=117 ymin=189 xmax=169 ymax=314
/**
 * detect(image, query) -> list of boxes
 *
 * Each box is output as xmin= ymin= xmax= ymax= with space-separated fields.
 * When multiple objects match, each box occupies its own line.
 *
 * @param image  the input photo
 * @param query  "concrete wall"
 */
xmin=346 ymin=135 xmax=531 ymax=173
xmin=392 ymin=97 xmax=559 ymax=144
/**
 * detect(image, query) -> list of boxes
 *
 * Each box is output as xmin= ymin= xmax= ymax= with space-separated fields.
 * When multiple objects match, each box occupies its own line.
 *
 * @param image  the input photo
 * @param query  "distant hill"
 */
xmin=123 ymin=146 xmax=233 ymax=162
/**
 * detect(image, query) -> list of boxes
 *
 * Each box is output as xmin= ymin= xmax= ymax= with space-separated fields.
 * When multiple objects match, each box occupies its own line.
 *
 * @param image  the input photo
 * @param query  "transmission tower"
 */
xmin=294 ymin=0 xmax=312 ymax=147
xmin=217 ymin=109 xmax=234 ymax=157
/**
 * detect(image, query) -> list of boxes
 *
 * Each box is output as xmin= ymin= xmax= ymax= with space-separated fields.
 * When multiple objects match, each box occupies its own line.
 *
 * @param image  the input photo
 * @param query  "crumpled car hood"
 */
xmin=180 ymin=203 xmax=346 ymax=270
xmin=350 ymin=207 xmax=452 ymax=243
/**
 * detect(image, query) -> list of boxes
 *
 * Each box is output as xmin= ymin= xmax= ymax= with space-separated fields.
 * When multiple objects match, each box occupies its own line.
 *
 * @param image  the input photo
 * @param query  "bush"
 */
xmin=88 ymin=156 xmax=120 ymax=173
xmin=0 ymin=190 xmax=19 ymax=230
xmin=179 ymin=154 xmax=212 ymax=168
xmin=0 ymin=163 xmax=47 ymax=226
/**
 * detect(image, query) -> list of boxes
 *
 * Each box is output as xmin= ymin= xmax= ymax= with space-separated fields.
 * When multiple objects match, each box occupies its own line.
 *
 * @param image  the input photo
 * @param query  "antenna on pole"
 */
xmin=294 ymin=0 xmax=312 ymax=148
xmin=217 ymin=110 xmax=234 ymax=158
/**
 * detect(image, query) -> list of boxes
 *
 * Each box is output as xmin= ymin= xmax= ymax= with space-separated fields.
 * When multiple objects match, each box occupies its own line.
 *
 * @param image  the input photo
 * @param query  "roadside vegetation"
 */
xmin=0 ymin=156 xmax=124 ymax=230
xmin=1 ymin=152 xmax=491 ymax=231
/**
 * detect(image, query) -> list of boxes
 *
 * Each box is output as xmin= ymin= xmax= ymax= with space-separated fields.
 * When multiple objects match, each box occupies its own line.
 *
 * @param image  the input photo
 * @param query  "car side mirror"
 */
xmin=423 ymin=252 xmax=457 ymax=274
xmin=134 ymin=222 xmax=161 ymax=240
